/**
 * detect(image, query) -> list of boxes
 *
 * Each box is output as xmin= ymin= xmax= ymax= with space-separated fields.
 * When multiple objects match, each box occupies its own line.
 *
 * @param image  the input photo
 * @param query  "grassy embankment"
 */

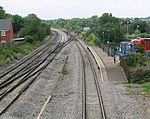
xmin=0 ymin=35 xmax=51 ymax=67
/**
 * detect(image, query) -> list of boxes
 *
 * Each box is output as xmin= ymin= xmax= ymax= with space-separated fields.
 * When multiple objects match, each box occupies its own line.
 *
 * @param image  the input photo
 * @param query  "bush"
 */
xmin=136 ymin=43 xmax=145 ymax=54
xmin=127 ymin=53 xmax=147 ymax=67
xmin=85 ymin=33 xmax=98 ymax=45
xmin=130 ymin=69 xmax=150 ymax=84
xmin=24 ymin=35 xmax=35 ymax=44
xmin=0 ymin=41 xmax=42 ymax=66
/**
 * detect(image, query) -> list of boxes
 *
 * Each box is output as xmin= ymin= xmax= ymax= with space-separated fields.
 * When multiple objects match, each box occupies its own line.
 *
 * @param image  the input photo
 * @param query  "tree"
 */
xmin=146 ymin=21 xmax=150 ymax=34
xmin=0 ymin=6 xmax=6 ymax=19
xmin=12 ymin=14 xmax=24 ymax=34
xmin=19 ymin=14 xmax=50 ymax=41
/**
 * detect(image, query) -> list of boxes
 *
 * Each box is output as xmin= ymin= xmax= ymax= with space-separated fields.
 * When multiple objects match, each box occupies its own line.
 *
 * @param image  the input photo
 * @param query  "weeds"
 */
xmin=61 ymin=68 xmax=69 ymax=75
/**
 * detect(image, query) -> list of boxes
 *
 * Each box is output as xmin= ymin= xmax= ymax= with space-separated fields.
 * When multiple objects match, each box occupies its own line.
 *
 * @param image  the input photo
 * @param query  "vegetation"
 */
xmin=0 ymin=43 xmax=34 ymax=66
xmin=61 ymin=67 xmax=69 ymax=75
xmin=124 ymin=53 xmax=150 ymax=84
xmin=141 ymin=83 xmax=150 ymax=95
xmin=45 ymin=13 xmax=150 ymax=46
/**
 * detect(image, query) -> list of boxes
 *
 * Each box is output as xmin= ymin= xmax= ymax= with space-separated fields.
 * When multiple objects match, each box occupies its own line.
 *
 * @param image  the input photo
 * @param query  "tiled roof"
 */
xmin=0 ymin=19 xmax=11 ymax=31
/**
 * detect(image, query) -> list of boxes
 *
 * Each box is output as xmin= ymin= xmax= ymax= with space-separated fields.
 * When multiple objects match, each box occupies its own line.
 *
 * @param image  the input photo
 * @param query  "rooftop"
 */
xmin=0 ymin=19 xmax=11 ymax=31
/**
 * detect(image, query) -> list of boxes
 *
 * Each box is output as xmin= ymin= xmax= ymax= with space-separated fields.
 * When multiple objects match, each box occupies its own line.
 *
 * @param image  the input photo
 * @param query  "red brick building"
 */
xmin=0 ymin=19 xmax=14 ymax=43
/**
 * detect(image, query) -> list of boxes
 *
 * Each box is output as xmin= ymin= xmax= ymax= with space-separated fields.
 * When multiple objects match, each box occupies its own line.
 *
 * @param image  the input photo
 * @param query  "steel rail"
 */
xmin=74 ymin=40 xmax=86 ymax=119
xmin=72 ymin=34 xmax=106 ymax=119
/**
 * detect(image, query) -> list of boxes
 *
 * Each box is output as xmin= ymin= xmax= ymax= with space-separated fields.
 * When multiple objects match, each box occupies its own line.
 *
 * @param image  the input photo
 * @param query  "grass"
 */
xmin=141 ymin=82 xmax=150 ymax=95
xmin=126 ymin=83 xmax=150 ymax=96
xmin=126 ymin=84 xmax=139 ymax=88
xmin=61 ymin=68 xmax=69 ymax=75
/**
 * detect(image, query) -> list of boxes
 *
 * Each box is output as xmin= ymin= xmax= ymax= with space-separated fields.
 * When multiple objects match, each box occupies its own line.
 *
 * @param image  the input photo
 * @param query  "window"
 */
xmin=1 ymin=31 xmax=6 ymax=36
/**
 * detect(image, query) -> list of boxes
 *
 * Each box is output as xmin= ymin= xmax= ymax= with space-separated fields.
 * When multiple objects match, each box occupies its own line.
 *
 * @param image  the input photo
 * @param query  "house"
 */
xmin=83 ymin=27 xmax=90 ymax=31
xmin=0 ymin=19 xmax=14 ymax=44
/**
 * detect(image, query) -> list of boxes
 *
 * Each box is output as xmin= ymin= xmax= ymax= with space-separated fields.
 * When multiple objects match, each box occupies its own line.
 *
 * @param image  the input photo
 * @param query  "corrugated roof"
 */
xmin=0 ymin=19 xmax=11 ymax=31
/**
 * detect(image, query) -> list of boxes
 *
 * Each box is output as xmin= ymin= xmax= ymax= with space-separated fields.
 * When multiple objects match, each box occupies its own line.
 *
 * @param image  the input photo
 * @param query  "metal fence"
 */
xmin=99 ymin=42 xmax=115 ymax=56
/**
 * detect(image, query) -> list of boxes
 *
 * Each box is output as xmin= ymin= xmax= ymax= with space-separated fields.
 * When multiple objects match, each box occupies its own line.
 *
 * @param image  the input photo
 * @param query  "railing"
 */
xmin=99 ymin=42 xmax=115 ymax=56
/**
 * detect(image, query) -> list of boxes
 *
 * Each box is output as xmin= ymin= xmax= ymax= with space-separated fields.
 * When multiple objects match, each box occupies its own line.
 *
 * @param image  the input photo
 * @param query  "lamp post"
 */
xmin=120 ymin=22 xmax=122 ymax=29
xmin=127 ymin=21 xmax=129 ymax=39
xmin=107 ymin=30 xmax=111 ymax=56
xmin=137 ymin=25 xmax=139 ymax=38
xmin=103 ymin=31 xmax=105 ymax=51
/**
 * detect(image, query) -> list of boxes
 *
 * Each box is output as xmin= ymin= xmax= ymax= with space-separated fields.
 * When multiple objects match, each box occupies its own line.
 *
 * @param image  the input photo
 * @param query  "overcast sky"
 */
xmin=1 ymin=0 xmax=150 ymax=19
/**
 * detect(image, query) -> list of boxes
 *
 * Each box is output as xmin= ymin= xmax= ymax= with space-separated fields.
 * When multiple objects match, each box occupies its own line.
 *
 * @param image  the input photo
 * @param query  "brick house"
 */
xmin=0 ymin=19 xmax=14 ymax=43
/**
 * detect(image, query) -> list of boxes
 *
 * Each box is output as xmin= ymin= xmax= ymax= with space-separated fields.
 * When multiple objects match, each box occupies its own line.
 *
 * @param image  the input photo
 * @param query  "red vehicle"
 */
xmin=140 ymin=38 xmax=150 ymax=57
xmin=140 ymin=38 xmax=150 ymax=50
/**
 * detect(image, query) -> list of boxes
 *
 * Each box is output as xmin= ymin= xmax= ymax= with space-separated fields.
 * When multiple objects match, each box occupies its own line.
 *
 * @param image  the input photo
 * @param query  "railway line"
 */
xmin=71 ymin=35 xmax=106 ymax=119
xmin=0 ymin=30 xmax=72 ymax=115
xmin=0 ymin=29 xmax=147 ymax=119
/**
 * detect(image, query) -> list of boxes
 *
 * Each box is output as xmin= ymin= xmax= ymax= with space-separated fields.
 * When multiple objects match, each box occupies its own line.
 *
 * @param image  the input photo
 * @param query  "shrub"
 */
xmin=24 ymin=35 xmax=35 ymax=44
xmin=130 ymin=69 xmax=150 ymax=84
xmin=136 ymin=43 xmax=145 ymax=54
xmin=127 ymin=53 xmax=147 ymax=67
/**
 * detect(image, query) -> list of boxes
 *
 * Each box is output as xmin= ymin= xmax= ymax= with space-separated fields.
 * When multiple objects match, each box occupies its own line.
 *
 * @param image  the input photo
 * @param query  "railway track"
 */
xmin=71 ymin=35 xmax=106 ymax=119
xmin=0 ymin=30 xmax=72 ymax=115
xmin=0 ymin=31 xmax=58 ymax=79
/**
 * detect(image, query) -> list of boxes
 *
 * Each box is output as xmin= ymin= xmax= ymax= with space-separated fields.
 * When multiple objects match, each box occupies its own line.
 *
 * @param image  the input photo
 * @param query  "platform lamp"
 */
xmin=137 ymin=25 xmax=139 ymax=38
xmin=107 ymin=30 xmax=111 ymax=56
xmin=127 ymin=21 xmax=129 ymax=39
xmin=102 ymin=31 xmax=105 ymax=51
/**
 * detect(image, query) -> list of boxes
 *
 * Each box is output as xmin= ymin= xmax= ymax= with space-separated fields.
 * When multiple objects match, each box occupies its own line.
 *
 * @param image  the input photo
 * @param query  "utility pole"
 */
xmin=127 ymin=21 xmax=129 ymax=39
xmin=137 ymin=25 xmax=139 ymax=38
xmin=107 ymin=30 xmax=111 ymax=56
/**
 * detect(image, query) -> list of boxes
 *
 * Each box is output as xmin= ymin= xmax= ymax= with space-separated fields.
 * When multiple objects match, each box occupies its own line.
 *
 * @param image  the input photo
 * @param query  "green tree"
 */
xmin=12 ymin=14 xmax=24 ymax=34
xmin=0 ymin=6 xmax=6 ymax=19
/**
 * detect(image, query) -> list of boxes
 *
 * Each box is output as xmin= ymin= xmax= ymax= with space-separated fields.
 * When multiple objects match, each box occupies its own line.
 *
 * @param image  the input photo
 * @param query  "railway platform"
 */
xmin=91 ymin=46 xmax=128 ymax=84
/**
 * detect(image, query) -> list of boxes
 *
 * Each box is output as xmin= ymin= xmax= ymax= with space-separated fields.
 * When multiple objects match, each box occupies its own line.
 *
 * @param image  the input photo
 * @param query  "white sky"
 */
xmin=1 ymin=0 xmax=150 ymax=19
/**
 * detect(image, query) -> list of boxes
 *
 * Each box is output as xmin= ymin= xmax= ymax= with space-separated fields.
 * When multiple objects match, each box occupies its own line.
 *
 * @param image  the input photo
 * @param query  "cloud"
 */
xmin=1 ymin=0 xmax=150 ymax=19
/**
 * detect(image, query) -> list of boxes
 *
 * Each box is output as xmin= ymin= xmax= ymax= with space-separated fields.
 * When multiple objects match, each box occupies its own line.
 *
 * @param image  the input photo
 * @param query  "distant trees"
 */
xmin=47 ymin=13 xmax=150 ymax=45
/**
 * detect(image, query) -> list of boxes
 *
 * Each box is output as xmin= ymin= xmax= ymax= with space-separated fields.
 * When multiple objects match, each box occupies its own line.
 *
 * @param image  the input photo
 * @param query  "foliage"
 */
xmin=44 ymin=12 xmax=150 ymax=46
xmin=0 ymin=6 xmax=6 ymax=19
xmin=136 ymin=43 xmax=145 ymax=54
xmin=130 ymin=69 xmax=150 ymax=84
xmin=0 ymin=41 xmax=43 ymax=66
xmin=24 ymin=35 xmax=35 ymax=44
xmin=18 ymin=14 xmax=50 ymax=41
xmin=61 ymin=68 xmax=69 ymax=75
xmin=123 ymin=53 xmax=150 ymax=84
xmin=127 ymin=53 xmax=147 ymax=67
xmin=12 ymin=14 xmax=24 ymax=34
xmin=141 ymin=83 xmax=150 ymax=95
xmin=86 ymin=32 xmax=98 ymax=45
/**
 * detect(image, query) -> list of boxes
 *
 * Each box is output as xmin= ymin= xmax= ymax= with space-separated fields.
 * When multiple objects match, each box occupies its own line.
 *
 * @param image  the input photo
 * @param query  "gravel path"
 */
xmin=100 ymin=82 xmax=148 ymax=119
